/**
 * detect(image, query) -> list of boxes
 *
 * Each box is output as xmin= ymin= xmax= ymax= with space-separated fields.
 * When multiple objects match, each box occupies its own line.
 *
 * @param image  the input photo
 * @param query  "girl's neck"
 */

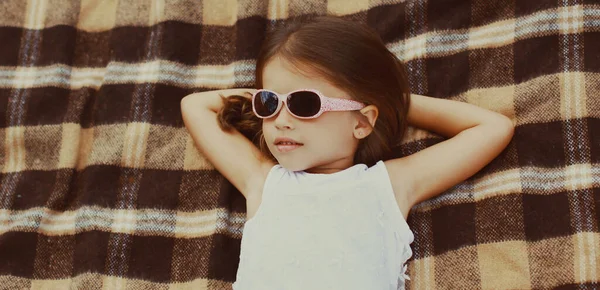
xmin=302 ymin=157 xmax=356 ymax=174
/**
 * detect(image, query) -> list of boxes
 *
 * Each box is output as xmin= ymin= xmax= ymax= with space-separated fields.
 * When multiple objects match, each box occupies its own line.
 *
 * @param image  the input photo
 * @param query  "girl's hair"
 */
xmin=217 ymin=15 xmax=411 ymax=167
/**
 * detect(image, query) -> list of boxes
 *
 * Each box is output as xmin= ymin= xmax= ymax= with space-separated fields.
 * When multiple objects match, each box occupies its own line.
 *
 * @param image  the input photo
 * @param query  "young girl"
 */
xmin=181 ymin=16 xmax=514 ymax=290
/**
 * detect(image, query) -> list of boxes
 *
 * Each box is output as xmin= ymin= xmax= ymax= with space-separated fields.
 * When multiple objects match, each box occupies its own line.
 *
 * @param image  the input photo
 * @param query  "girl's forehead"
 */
xmin=262 ymin=57 xmax=349 ymax=98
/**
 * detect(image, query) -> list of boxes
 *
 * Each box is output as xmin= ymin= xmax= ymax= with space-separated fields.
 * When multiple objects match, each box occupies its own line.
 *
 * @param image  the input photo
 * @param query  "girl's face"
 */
xmin=261 ymin=57 xmax=366 ymax=174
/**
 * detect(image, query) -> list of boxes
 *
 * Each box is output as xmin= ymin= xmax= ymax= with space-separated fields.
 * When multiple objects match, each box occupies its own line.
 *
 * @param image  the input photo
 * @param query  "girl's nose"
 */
xmin=274 ymin=105 xmax=294 ymax=130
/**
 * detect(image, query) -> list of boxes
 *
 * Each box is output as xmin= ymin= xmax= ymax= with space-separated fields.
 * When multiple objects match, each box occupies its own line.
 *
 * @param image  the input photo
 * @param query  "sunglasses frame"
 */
xmin=251 ymin=89 xmax=366 ymax=119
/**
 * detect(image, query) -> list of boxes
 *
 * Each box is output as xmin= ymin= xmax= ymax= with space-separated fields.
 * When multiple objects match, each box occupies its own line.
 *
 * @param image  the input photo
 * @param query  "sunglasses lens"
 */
xmin=288 ymin=91 xmax=321 ymax=117
xmin=253 ymin=91 xmax=279 ymax=117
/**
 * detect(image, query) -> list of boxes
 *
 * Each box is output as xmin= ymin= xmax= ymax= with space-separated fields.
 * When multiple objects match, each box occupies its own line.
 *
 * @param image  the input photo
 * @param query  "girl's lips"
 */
xmin=276 ymin=144 xmax=302 ymax=153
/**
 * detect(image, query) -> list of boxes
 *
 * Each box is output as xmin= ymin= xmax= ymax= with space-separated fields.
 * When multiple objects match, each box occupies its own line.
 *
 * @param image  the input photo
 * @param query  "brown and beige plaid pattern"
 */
xmin=0 ymin=0 xmax=599 ymax=289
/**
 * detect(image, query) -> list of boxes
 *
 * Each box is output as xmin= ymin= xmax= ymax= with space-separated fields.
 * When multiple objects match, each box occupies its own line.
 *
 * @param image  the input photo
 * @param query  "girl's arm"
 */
xmin=384 ymin=94 xmax=514 ymax=214
xmin=181 ymin=89 xmax=275 ymax=199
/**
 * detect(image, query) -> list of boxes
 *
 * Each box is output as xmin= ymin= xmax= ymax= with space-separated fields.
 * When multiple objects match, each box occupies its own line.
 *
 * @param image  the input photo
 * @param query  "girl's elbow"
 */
xmin=492 ymin=114 xmax=514 ymax=133
xmin=483 ymin=116 xmax=514 ymax=145
xmin=501 ymin=115 xmax=515 ymax=135
xmin=497 ymin=116 xmax=515 ymax=144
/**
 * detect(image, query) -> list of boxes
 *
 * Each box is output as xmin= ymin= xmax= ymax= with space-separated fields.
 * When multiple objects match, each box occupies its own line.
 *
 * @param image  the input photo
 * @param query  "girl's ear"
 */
xmin=353 ymin=105 xmax=378 ymax=139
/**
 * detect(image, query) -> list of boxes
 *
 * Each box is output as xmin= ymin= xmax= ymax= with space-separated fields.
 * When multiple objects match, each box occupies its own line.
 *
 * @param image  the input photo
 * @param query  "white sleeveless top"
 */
xmin=233 ymin=160 xmax=414 ymax=290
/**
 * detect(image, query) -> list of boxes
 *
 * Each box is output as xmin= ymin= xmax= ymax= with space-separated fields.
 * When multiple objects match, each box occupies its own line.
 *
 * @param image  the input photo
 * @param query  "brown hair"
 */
xmin=217 ymin=15 xmax=411 ymax=167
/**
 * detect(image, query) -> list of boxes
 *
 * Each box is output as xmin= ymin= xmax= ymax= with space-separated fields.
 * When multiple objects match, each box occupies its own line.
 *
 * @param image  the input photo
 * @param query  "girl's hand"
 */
xmin=240 ymin=88 xmax=257 ymax=99
xmin=224 ymin=88 xmax=256 ymax=99
xmin=182 ymin=88 xmax=256 ymax=113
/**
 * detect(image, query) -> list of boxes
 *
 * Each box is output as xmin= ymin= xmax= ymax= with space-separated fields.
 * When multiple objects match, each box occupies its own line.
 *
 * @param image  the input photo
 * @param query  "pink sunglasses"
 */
xmin=251 ymin=89 xmax=366 ymax=119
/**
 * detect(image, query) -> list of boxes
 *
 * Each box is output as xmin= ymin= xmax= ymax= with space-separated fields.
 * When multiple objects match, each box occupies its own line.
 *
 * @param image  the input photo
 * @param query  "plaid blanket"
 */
xmin=1 ymin=0 xmax=599 ymax=289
